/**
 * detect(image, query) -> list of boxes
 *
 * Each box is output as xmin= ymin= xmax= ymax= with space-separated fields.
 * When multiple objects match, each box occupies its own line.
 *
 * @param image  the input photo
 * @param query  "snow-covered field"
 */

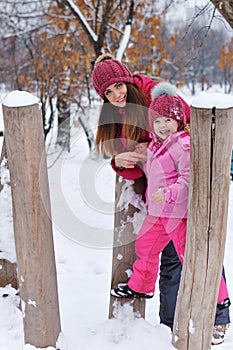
xmin=0 ymin=89 xmax=233 ymax=350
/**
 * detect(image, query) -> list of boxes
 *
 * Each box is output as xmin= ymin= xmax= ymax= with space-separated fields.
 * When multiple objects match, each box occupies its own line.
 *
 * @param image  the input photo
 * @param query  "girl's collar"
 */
xmin=148 ymin=130 xmax=186 ymax=153
xmin=148 ymin=132 xmax=163 ymax=152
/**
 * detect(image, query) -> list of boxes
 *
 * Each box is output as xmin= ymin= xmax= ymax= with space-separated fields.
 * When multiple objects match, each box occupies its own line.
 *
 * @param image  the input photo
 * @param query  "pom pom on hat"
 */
xmin=94 ymin=53 xmax=115 ymax=67
xmin=148 ymin=82 xmax=187 ymax=131
xmin=92 ymin=53 xmax=134 ymax=99
xmin=151 ymin=81 xmax=177 ymax=100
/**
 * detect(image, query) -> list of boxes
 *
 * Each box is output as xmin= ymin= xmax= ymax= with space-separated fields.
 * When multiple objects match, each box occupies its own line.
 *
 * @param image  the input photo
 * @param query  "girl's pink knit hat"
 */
xmin=92 ymin=53 xmax=134 ymax=99
xmin=148 ymin=82 xmax=187 ymax=131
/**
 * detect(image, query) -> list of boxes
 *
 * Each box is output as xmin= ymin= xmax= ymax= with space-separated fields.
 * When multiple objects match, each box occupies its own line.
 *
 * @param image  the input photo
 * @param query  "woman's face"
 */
xmin=153 ymin=116 xmax=178 ymax=140
xmin=104 ymin=82 xmax=127 ymax=107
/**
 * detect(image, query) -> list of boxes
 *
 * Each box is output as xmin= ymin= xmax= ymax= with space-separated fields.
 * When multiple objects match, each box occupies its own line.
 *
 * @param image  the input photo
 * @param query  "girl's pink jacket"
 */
xmin=144 ymin=131 xmax=190 ymax=219
xmin=111 ymin=74 xmax=190 ymax=180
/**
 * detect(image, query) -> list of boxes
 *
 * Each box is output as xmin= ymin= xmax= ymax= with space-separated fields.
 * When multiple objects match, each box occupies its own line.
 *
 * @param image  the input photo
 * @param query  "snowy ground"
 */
xmin=0 ymin=90 xmax=233 ymax=349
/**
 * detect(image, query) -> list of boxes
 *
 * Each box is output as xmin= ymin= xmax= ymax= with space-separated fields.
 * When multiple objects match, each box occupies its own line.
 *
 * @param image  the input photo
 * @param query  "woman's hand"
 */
xmin=151 ymin=190 xmax=166 ymax=205
xmin=114 ymin=152 xmax=146 ymax=169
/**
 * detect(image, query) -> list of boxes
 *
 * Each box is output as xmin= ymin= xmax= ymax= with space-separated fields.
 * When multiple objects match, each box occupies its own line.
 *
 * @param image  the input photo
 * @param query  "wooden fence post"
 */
xmin=172 ymin=94 xmax=233 ymax=349
xmin=2 ymin=91 xmax=61 ymax=348
xmin=109 ymin=175 xmax=147 ymax=317
xmin=0 ymin=259 xmax=18 ymax=290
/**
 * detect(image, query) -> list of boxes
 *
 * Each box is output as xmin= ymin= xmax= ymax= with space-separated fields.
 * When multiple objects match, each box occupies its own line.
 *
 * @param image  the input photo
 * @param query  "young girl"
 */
xmin=111 ymin=83 xmax=231 ymax=314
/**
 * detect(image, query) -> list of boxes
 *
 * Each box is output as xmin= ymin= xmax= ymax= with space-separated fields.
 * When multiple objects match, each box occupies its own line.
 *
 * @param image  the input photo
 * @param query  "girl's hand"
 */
xmin=134 ymin=143 xmax=148 ymax=163
xmin=115 ymin=152 xmax=145 ymax=168
xmin=135 ymin=142 xmax=148 ymax=155
xmin=151 ymin=190 xmax=166 ymax=205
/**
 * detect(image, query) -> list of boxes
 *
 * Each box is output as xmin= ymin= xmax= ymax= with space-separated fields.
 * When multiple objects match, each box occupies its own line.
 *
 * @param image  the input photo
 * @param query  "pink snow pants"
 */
xmin=127 ymin=215 xmax=228 ymax=303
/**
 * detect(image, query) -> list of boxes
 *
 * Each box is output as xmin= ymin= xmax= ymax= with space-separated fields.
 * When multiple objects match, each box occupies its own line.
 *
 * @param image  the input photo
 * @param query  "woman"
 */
xmin=92 ymin=54 xmax=230 ymax=341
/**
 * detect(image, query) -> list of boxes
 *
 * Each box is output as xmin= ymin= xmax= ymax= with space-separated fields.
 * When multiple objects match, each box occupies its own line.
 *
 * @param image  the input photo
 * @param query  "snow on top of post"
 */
xmin=2 ymin=90 xmax=39 ymax=107
xmin=191 ymin=92 xmax=233 ymax=109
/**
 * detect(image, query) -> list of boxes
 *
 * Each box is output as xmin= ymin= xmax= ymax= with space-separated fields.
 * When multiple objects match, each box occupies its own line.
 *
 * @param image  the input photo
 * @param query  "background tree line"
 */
xmin=0 ymin=0 xmax=232 ymax=146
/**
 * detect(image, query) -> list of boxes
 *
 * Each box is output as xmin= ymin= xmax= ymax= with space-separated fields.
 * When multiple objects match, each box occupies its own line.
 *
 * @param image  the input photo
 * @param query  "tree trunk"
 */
xmin=57 ymin=98 xmax=71 ymax=152
xmin=0 ymin=138 xmax=7 ymax=192
xmin=2 ymin=99 xmax=61 ymax=348
xmin=172 ymin=105 xmax=233 ymax=349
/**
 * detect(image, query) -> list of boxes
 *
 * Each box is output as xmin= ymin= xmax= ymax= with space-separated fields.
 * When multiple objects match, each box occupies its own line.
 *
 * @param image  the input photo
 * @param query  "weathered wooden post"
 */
xmin=172 ymin=93 xmax=233 ymax=349
xmin=109 ymin=175 xmax=147 ymax=317
xmin=2 ymin=91 xmax=61 ymax=348
xmin=0 ymin=259 xmax=18 ymax=290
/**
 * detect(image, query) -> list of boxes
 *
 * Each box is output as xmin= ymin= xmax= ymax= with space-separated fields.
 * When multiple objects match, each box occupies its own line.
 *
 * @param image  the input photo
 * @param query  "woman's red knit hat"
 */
xmin=148 ymin=82 xmax=187 ymax=131
xmin=92 ymin=53 xmax=134 ymax=99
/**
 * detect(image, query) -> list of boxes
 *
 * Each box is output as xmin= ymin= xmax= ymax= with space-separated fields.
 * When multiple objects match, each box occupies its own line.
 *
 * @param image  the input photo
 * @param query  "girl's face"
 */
xmin=153 ymin=116 xmax=179 ymax=140
xmin=104 ymin=82 xmax=127 ymax=107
